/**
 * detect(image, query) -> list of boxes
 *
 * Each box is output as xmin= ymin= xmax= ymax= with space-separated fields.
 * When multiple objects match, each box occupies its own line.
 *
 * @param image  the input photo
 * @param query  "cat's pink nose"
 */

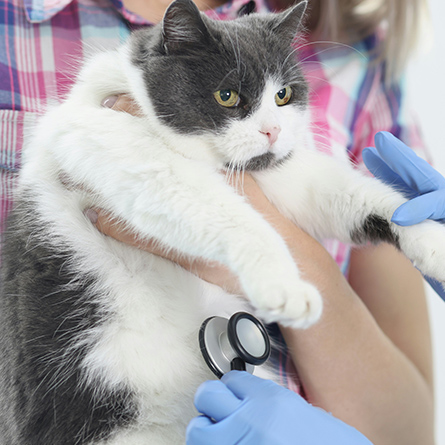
xmin=260 ymin=125 xmax=281 ymax=146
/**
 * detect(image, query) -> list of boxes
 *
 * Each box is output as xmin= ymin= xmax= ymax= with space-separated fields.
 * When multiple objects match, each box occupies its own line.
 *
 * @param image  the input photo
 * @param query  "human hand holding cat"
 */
xmin=95 ymin=93 xmax=308 ymax=296
xmin=86 ymin=145 xmax=288 ymax=296
xmin=90 ymin=204 xmax=243 ymax=294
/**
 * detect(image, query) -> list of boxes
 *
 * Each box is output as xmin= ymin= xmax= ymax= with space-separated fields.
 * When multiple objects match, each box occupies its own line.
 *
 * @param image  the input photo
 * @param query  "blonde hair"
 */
xmin=310 ymin=0 xmax=430 ymax=81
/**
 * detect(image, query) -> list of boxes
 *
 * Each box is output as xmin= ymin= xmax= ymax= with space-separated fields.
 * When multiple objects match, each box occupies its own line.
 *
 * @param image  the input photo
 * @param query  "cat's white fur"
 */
xmin=17 ymin=39 xmax=445 ymax=443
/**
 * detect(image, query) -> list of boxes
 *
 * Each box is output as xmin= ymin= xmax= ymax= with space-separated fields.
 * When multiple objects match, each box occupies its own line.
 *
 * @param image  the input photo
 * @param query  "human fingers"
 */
xmin=186 ymin=415 xmax=244 ymax=445
xmin=194 ymin=380 xmax=242 ymax=421
xmin=85 ymin=208 xmax=158 ymax=251
xmin=391 ymin=190 xmax=445 ymax=225
xmin=362 ymin=147 xmax=415 ymax=197
xmin=374 ymin=132 xmax=445 ymax=193
xmin=87 ymin=208 xmax=243 ymax=292
xmin=221 ymin=370 xmax=281 ymax=400
xmin=101 ymin=93 xmax=144 ymax=117
xmin=186 ymin=416 xmax=214 ymax=445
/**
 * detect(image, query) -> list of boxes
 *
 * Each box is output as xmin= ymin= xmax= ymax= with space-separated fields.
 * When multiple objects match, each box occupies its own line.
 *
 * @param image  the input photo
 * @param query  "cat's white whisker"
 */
xmin=294 ymin=40 xmax=367 ymax=60
xmin=215 ymin=67 xmax=238 ymax=92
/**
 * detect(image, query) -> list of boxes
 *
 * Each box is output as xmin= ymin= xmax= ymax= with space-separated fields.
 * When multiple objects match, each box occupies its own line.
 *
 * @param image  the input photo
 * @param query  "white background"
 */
xmin=408 ymin=0 xmax=445 ymax=442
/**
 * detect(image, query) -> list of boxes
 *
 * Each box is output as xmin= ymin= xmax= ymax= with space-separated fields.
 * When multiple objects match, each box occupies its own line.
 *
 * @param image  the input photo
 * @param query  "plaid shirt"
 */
xmin=0 ymin=0 xmax=426 ymax=393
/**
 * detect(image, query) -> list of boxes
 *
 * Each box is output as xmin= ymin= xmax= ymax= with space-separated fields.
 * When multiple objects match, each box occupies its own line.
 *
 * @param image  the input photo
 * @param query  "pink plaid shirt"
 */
xmin=0 ymin=0 xmax=426 ymax=393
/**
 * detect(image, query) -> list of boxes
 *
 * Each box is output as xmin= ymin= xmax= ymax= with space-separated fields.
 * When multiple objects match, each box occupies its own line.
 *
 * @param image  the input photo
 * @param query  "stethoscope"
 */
xmin=199 ymin=312 xmax=271 ymax=378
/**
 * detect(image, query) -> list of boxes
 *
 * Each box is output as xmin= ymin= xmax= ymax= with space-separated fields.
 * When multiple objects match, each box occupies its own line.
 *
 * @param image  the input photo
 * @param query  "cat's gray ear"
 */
xmin=270 ymin=1 xmax=308 ymax=42
xmin=162 ymin=0 xmax=210 ymax=54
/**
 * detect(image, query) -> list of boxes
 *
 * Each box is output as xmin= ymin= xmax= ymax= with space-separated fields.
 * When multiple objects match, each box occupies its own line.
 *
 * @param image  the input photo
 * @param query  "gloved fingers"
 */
xmin=391 ymin=190 xmax=445 ymax=225
xmin=194 ymin=379 xmax=242 ymax=421
xmin=374 ymin=132 xmax=445 ymax=193
xmin=186 ymin=416 xmax=215 ymax=445
xmin=419 ymin=190 xmax=445 ymax=220
xmin=221 ymin=370 xmax=279 ymax=399
xmin=362 ymin=147 xmax=415 ymax=197
xmin=186 ymin=414 xmax=245 ymax=445
xmin=362 ymin=146 xmax=397 ymax=180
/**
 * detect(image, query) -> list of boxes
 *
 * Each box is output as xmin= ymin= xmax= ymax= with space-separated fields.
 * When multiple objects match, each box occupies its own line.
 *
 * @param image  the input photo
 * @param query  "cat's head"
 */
xmin=131 ymin=0 xmax=309 ymax=171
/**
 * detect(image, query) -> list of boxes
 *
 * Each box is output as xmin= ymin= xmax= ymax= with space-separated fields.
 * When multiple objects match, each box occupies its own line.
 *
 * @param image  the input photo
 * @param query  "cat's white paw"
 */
xmin=398 ymin=221 xmax=445 ymax=283
xmin=251 ymin=278 xmax=323 ymax=329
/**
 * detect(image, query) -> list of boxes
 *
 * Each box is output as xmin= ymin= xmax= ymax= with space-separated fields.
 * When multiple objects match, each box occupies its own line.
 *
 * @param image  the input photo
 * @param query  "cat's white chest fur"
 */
xmin=64 ymin=221 xmax=273 ymax=443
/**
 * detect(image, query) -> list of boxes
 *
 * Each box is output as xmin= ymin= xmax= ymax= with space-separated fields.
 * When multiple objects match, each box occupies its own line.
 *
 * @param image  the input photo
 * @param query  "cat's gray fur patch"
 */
xmin=351 ymin=214 xmax=400 ymax=248
xmin=0 ymin=196 xmax=137 ymax=444
xmin=130 ymin=0 xmax=308 ymax=135
xmin=225 ymin=151 xmax=293 ymax=171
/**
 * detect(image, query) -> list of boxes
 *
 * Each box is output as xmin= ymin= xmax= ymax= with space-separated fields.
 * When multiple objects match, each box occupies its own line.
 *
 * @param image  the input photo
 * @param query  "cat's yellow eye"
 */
xmin=214 ymin=89 xmax=240 ymax=108
xmin=275 ymin=86 xmax=292 ymax=106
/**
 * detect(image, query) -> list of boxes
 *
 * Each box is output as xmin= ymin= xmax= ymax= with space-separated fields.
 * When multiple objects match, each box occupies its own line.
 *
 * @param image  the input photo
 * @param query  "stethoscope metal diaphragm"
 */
xmin=199 ymin=312 xmax=271 ymax=378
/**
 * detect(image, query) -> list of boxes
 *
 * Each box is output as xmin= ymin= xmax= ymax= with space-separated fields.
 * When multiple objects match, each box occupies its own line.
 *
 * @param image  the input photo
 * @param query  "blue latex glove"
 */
xmin=186 ymin=371 xmax=373 ymax=445
xmin=362 ymin=131 xmax=445 ymax=225
xmin=362 ymin=131 xmax=445 ymax=301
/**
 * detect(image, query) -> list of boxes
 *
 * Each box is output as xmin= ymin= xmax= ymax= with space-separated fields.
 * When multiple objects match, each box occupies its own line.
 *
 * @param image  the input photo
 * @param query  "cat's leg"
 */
xmin=338 ymin=176 xmax=445 ymax=286
xmin=38 ymin=113 xmax=322 ymax=329
xmin=330 ymin=171 xmax=445 ymax=288
xmin=109 ymin=157 xmax=322 ymax=328
xmin=259 ymin=151 xmax=445 ymax=289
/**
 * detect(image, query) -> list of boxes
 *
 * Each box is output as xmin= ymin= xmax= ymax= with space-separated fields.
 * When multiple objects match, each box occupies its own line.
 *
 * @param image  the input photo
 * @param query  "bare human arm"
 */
xmin=94 ymin=95 xmax=434 ymax=444
xmin=279 ymin=240 xmax=434 ymax=444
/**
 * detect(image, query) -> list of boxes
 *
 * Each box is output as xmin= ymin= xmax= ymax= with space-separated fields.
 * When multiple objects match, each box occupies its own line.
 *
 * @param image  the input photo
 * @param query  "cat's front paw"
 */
xmin=398 ymin=220 xmax=445 ymax=284
xmin=253 ymin=279 xmax=323 ymax=329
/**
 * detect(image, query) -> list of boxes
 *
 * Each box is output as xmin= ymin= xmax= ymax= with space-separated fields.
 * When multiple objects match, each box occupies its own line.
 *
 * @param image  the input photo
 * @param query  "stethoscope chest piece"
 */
xmin=199 ymin=312 xmax=271 ymax=378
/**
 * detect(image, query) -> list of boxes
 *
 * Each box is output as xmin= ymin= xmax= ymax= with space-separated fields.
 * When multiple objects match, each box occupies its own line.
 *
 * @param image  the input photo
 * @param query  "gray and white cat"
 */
xmin=1 ymin=0 xmax=444 ymax=443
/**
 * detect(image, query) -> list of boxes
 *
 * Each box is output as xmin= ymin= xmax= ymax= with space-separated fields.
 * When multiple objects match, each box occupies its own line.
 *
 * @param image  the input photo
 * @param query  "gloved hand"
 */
xmin=362 ymin=131 xmax=445 ymax=225
xmin=363 ymin=131 xmax=445 ymax=301
xmin=186 ymin=371 xmax=373 ymax=445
